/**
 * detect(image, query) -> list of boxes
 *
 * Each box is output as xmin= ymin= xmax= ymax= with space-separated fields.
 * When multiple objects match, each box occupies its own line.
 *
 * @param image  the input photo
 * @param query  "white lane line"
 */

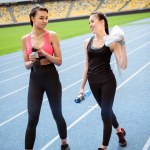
xmin=0 ymin=61 xmax=84 ymax=85
xmin=125 ymin=31 xmax=150 ymax=44
xmin=0 ymin=41 xmax=150 ymax=100
xmin=40 ymin=61 xmax=150 ymax=150
xmin=127 ymin=42 xmax=150 ymax=55
xmin=0 ymin=31 xmax=150 ymax=82
xmin=0 ymin=24 xmax=149 ymax=63
xmin=0 ymin=51 xmax=83 ymax=74
xmin=143 ymin=136 xmax=150 ymax=150
xmin=0 ymin=45 xmax=82 ymax=67
xmin=63 ymin=51 xmax=83 ymax=60
xmin=0 ymin=62 xmax=84 ymax=101
xmin=0 ymin=65 xmax=24 ymax=74
xmin=41 ymin=104 xmax=98 ymax=149
xmin=0 ymin=29 xmax=150 ymax=72
xmin=62 ymin=45 xmax=83 ymax=54
xmin=0 ymin=59 xmax=22 ymax=67
xmin=0 ymin=86 xmax=28 ymax=100
xmin=0 ymin=110 xmax=27 ymax=127
xmin=59 ymin=61 xmax=84 ymax=73
xmin=0 ymin=72 xmax=29 ymax=85
xmin=0 ymin=79 xmax=82 ymax=127
xmin=62 ymin=79 xmax=81 ymax=91
xmin=0 ymin=54 xmax=21 ymax=61
xmin=117 ymin=62 xmax=150 ymax=89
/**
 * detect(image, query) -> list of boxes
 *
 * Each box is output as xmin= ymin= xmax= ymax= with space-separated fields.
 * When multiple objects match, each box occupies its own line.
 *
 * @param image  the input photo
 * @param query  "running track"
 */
xmin=0 ymin=18 xmax=150 ymax=150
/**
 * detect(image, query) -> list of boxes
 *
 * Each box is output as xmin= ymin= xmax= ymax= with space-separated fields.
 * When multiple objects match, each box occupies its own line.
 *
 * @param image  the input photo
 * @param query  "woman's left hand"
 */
xmin=36 ymin=48 xmax=46 ymax=56
xmin=32 ymin=44 xmax=46 ymax=56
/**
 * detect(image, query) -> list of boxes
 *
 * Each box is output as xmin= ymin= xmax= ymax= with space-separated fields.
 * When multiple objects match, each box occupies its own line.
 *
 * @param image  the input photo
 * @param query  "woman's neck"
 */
xmin=95 ymin=31 xmax=107 ymax=40
xmin=32 ymin=27 xmax=45 ymax=37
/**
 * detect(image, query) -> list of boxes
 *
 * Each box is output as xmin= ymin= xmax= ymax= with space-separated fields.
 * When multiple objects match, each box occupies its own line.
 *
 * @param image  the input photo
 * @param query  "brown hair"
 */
xmin=29 ymin=5 xmax=48 ymax=26
xmin=90 ymin=12 xmax=109 ymax=35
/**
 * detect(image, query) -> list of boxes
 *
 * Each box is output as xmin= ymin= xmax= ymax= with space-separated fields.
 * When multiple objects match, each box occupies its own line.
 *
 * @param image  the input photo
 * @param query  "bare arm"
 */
xmin=21 ymin=35 xmax=35 ymax=70
xmin=80 ymin=39 xmax=89 ymax=94
xmin=111 ymin=39 xmax=127 ymax=70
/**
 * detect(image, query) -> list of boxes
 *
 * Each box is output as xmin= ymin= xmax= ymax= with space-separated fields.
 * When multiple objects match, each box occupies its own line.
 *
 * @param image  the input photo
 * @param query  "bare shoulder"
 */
xmin=84 ymin=38 xmax=90 ymax=48
xmin=47 ymin=30 xmax=57 ymax=38
xmin=47 ymin=30 xmax=58 ymax=43
xmin=21 ymin=34 xmax=29 ymax=42
xmin=84 ymin=38 xmax=90 ymax=44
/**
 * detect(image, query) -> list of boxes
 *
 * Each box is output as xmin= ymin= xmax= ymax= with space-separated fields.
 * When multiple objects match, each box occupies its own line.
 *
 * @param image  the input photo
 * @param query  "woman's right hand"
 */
xmin=29 ymin=53 xmax=37 ymax=63
xmin=79 ymin=88 xmax=85 ymax=95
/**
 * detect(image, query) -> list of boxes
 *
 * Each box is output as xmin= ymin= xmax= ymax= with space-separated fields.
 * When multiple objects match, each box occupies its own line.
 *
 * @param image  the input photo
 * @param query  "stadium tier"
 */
xmin=0 ymin=6 xmax=13 ymax=24
xmin=0 ymin=0 xmax=150 ymax=25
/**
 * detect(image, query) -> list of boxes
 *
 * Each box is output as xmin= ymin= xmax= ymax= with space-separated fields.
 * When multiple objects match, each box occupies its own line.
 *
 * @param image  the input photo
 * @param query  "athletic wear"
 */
xmin=87 ymin=36 xmax=113 ymax=83
xmin=27 ymin=30 xmax=54 ymax=56
xmin=25 ymin=64 xmax=67 ymax=149
xmin=87 ymin=36 xmax=119 ymax=146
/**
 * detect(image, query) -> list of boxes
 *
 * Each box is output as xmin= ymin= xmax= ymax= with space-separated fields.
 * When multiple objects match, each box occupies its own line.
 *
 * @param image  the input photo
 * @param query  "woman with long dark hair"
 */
xmin=21 ymin=5 xmax=70 ymax=150
xmin=79 ymin=12 xmax=127 ymax=150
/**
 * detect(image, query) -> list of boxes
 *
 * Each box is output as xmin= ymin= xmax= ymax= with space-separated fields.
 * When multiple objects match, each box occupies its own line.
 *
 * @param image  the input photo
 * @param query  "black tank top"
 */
xmin=87 ymin=36 xmax=115 ymax=83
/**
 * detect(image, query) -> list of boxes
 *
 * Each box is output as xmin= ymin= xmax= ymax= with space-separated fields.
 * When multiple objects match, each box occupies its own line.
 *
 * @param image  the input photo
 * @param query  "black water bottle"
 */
xmin=32 ymin=48 xmax=40 ymax=72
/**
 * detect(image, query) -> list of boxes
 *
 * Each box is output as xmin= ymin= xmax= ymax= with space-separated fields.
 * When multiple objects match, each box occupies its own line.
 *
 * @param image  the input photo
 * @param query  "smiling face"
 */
xmin=89 ymin=14 xmax=104 ymax=34
xmin=31 ymin=10 xmax=48 ymax=29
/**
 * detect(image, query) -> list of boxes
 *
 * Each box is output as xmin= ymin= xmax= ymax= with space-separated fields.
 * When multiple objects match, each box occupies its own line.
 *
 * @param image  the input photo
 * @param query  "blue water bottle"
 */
xmin=74 ymin=90 xmax=91 ymax=103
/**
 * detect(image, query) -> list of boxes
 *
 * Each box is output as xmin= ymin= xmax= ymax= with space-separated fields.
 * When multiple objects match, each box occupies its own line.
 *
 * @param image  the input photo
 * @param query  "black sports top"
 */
xmin=87 ymin=36 xmax=114 ymax=82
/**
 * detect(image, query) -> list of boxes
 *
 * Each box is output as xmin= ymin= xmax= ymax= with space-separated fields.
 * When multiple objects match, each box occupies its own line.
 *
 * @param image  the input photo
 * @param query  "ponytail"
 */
xmin=90 ymin=12 xmax=109 ymax=35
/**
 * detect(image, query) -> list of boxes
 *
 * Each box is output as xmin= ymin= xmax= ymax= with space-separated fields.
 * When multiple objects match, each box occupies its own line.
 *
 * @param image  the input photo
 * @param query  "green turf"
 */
xmin=0 ymin=12 xmax=150 ymax=56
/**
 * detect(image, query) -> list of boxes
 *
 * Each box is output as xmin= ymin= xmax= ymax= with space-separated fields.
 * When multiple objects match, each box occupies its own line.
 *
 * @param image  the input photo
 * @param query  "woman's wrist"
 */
xmin=28 ymin=61 xmax=33 ymax=68
xmin=25 ymin=61 xmax=33 ymax=70
xmin=26 ymin=60 xmax=33 ymax=65
xmin=40 ymin=49 xmax=47 ymax=56
xmin=119 ymin=41 xmax=125 ymax=45
xmin=30 ymin=60 xmax=33 ymax=65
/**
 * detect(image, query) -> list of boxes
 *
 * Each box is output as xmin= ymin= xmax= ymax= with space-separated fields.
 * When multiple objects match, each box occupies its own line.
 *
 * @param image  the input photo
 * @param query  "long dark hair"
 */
xmin=90 ymin=12 xmax=109 ymax=35
xmin=29 ymin=5 xmax=48 ymax=26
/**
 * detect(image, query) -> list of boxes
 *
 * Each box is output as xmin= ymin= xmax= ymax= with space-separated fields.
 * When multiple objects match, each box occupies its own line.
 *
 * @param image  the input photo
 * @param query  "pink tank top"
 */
xmin=26 ymin=30 xmax=54 ymax=57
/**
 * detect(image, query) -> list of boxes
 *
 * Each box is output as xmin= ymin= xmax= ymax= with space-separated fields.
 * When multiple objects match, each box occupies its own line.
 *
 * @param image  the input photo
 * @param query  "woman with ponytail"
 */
xmin=79 ymin=12 xmax=127 ymax=150
xmin=21 ymin=5 xmax=70 ymax=150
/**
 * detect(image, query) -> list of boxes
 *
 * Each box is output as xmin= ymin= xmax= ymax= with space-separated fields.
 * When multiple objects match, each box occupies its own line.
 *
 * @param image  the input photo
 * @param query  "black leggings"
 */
xmin=88 ymin=75 xmax=119 ymax=146
xmin=25 ymin=64 xmax=67 ymax=149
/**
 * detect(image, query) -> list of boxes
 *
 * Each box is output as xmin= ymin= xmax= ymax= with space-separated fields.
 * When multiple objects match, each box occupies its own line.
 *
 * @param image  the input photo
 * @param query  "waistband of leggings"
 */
xmin=31 ymin=63 xmax=56 ymax=73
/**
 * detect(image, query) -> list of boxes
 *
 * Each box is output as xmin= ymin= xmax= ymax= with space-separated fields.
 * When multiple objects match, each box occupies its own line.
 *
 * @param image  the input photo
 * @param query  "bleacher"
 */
xmin=0 ymin=6 xmax=13 ymax=24
xmin=122 ymin=0 xmax=150 ymax=11
xmin=70 ymin=0 xmax=100 ymax=17
xmin=97 ymin=0 xmax=130 ymax=13
xmin=44 ymin=0 xmax=71 ymax=19
xmin=0 ymin=0 xmax=149 ymax=25
xmin=12 ymin=4 xmax=32 ymax=22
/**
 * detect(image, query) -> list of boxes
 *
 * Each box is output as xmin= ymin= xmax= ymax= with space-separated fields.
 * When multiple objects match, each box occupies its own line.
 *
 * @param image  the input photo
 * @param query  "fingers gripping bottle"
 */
xmin=74 ymin=90 xmax=91 ymax=103
xmin=32 ymin=48 xmax=40 ymax=72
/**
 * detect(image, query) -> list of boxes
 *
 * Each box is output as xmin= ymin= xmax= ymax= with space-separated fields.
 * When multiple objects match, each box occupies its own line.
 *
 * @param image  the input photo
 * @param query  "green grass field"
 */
xmin=0 ymin=12 xmax=150 ymax=56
